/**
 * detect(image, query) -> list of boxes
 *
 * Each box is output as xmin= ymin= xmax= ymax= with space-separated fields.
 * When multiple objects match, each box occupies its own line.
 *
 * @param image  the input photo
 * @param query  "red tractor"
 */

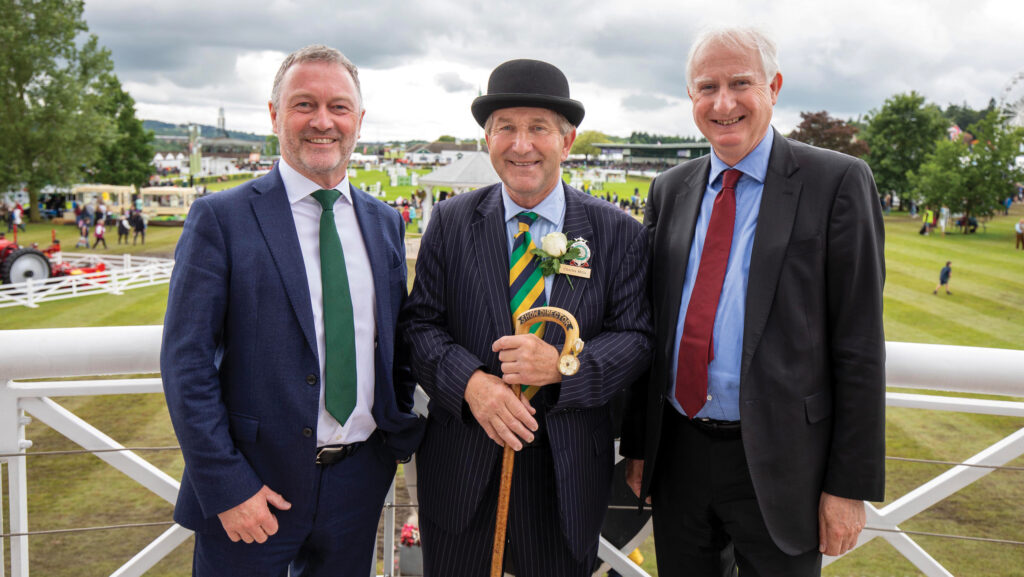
xmin=0 ymin=230 xmax=106 ymax=285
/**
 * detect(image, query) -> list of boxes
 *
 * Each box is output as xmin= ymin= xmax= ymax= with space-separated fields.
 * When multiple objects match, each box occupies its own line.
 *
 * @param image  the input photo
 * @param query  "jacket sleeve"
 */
xmin=822 ymin=158 xmax=886 ymax=501
xmin=160 ymin=199 xmax=263 ymax=518
xmin=399 ymin=205 xmax=486 ymax=421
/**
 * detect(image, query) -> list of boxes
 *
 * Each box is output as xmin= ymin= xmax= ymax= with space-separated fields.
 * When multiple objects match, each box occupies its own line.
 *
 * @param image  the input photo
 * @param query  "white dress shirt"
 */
xmin=279 ymin=159 xmax=377 ymax=446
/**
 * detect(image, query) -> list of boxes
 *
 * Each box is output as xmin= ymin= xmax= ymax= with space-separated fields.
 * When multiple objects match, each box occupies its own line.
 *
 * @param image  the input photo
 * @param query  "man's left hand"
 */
xmin=818 ymin=492 xmax=866 ymax=556
xmin=492 ymin=334 xmax=562 ymax=387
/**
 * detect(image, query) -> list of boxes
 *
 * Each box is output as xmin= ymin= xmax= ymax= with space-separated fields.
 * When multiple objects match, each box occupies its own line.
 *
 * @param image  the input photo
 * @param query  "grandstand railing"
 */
xmin=0 ymin=328 xmax=1021 ymax=577
xmin=0 ymin=253 xmax=174 ymax=309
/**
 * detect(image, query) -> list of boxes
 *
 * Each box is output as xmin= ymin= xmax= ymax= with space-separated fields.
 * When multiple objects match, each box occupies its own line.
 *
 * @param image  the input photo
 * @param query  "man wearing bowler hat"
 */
xmin=401 ymin=59 xmax=654 ymax=575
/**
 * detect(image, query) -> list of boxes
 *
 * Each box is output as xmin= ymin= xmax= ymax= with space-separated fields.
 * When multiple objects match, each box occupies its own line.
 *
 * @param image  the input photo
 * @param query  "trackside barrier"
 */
xmin=0 ymin=331 xmax=1022 ymax=577
xmin=0 ymin=253 xmax=174 ymax=309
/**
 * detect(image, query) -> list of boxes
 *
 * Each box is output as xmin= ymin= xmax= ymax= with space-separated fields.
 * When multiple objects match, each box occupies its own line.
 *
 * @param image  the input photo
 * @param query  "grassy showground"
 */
xmin=3 ymin=201 xmax=1023 ymax=576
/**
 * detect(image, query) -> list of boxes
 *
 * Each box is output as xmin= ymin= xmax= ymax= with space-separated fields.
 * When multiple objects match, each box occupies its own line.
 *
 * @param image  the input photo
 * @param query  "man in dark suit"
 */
xmin=161 ymin=44 xmax=423 ymax=577
xmin=621 ymin=27 xmax=886 ymax=576
xmin=401 ymin=59 xmax=653 ymax=576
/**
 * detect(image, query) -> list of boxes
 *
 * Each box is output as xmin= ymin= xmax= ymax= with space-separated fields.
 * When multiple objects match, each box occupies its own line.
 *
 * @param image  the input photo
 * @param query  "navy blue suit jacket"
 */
xmin=161 ymin=166 xmax=424 ymax=532
xmin=401 ymin=183 xmax=653 ymax=560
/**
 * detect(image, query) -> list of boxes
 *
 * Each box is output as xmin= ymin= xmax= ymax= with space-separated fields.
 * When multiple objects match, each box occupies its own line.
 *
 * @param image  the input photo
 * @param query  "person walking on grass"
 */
xmin=1015 ymin=219 xmax=1023 ymax=250
xmin=934 ymin=261 xmax=952 ymax=295
xmin=93 ymin=220 xmax=107 ymax=250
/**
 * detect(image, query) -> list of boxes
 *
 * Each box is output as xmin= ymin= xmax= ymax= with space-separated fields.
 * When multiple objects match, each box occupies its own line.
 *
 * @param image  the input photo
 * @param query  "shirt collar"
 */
xmin=708 ymin=126 xmax=774 ymax=187
xmin=501 ymin=180 xmax=565 ymax=226
xmin=278 ymin=158 xmax=352 ymax=206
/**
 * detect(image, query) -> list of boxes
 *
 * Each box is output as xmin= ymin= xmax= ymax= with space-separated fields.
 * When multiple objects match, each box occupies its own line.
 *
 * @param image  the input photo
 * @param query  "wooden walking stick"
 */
xmin=490 ymin=306 xmax=585 ymax=577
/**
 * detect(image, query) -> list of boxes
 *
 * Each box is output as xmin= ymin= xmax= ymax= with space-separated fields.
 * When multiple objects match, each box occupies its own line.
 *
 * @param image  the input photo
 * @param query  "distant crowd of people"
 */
xmin=72 ymin=200 xmax=147 ymax=250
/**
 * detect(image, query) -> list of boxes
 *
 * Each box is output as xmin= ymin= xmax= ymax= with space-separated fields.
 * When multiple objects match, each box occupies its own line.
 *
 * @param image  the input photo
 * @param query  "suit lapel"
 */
xmin=350 ymin=185 xmax=392 ymax=338
xmin=471 ymin=185 xmax=514 ymax=336
xmin=741 ymin=131 xmax=802 ymax=384
xmin=250 ymin=167 xmax=318 ymax=358
xmin=658 ymin=158 xmax=710 ymax=365
xmin=547 ymin=185 xmax=592 ymax=341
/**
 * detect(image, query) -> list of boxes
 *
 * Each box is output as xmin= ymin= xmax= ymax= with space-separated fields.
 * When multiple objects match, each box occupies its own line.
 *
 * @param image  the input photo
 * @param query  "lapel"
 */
xmin=250 ymin=166 xmax=318 ymax=358
xmin=741 ymin=130 xmax=802 ymax=384
xmin=350 ymin=185 xmax=392 ymax=341
xmin=470 ymin=184 xmax=515 ymax=336
xmin=658 ymin=157 xmax=711 ymax=364
xmin=546 ymin=184 xmax=592 ymax=345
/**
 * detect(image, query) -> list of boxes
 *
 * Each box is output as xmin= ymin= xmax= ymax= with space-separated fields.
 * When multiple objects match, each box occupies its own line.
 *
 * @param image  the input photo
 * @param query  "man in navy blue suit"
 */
xmin=401 ymin=59 xmax=654 ymax=576
xmin=161 ymin=45 xmax=423 ymax=577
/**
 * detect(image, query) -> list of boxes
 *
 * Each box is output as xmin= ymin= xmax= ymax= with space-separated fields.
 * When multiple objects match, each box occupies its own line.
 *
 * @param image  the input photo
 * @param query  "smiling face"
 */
xmin=269 ymin=60 xmax=365 ymax=189
xmin=688 ymin=40 xmax=782 ymax=166
xmin=485 ymin=107 xmax=575 ymax=208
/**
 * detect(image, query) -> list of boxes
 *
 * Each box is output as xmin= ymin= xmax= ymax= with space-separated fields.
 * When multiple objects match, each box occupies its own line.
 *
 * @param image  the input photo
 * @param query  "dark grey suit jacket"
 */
xmin=401 ymin=182 xmax=653 ymax=560
xmin=621 ymin=130 xmax=886 ymax=555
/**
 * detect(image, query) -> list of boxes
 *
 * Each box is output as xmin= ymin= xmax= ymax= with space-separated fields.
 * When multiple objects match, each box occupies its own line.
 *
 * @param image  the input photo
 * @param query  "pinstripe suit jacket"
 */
xmin=401 ymin=182 xmax=653 ymax=560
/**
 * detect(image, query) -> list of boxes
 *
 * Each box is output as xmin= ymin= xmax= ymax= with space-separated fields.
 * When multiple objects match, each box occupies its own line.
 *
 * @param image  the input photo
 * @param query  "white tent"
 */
xmin=418 ymin=152 xmax=499 ymax=229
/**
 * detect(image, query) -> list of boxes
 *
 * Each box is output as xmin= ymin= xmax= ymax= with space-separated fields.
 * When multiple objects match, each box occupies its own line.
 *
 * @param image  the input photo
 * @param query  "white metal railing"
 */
xmin=0 ymin=253 xmax=174 ymax=309
xmin=1 ymin=329 xmax=1022 ymax=577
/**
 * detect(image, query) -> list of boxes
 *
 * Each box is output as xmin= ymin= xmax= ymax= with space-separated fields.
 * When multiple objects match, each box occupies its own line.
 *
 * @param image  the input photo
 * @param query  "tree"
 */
xmin=437 ymin=135 xmax=456 ymax=142
xmin=908 ymin=110 xmax=1024 ymax=229
xmin=942 ymin=99 xmax=997 ymax=132
xmin=0 ymin=0 xmax=116 ymax=221
xmin=88 ymin=75 xmax=155 ymax=189
xmin=571 ymin=130 xmax=610 ymax=162
xmin=265 ymin=134 xmax=280 ymax=156
xmin=788 ymin=111 xmax=869 ymax=157
xmin=862 ymin=92 xmax=947 ymax=208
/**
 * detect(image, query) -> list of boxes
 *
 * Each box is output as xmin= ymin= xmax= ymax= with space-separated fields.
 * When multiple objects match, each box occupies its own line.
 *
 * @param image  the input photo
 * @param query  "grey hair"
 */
xmin=483 ymin=111 xmax=574 ymax=136
xmin=271 ymin=44 xmax=362 ymax=111
xmin=686 ymin=26 xmax=780 ymax=91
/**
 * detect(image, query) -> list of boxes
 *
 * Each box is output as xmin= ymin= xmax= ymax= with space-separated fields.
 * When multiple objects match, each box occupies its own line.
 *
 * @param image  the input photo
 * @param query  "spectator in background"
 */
xmin=1015 ymin=218 xmax=1023 ymax=250
xmin=12 ymin=204 xmax=26 ymax=232
xmin=93 ymin=219 xmax=107 ymax=249
xmin=934 ymin=261 xmax=953 ymax=295
xmin=132 ymin=210 xmax=147 ymax=245
xmin=118 ymin=213 xmax=131 ymax=245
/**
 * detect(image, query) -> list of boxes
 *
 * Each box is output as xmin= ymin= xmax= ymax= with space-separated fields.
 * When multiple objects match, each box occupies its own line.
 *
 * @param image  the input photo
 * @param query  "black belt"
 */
xmin=316 ymin=441 xmax=365 ymax=465
xmin=686 ymin=416 xmax=742 ymax=440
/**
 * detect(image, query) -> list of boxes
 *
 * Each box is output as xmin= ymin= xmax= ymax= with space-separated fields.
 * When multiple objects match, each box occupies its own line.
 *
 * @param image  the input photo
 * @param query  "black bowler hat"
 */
xmin=471 ymin=59 xmax=585 ymax=128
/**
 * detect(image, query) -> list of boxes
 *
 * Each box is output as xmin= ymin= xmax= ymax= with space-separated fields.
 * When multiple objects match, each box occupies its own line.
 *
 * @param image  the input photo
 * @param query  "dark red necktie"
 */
xmin=675 ymin=168 xmax=741 ymax=417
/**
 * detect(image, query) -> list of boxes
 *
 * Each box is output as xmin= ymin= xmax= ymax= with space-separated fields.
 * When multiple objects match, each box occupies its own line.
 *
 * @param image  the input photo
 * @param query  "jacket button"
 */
xmin=302 ymin=427 xmax=313 ymax=438
xmin=306 ymin=373 xmax=318 ymax=386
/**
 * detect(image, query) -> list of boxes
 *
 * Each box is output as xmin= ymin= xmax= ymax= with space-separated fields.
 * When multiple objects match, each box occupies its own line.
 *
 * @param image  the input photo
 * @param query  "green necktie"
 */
xmin=312 ymin=189 xmax=357 ymax=424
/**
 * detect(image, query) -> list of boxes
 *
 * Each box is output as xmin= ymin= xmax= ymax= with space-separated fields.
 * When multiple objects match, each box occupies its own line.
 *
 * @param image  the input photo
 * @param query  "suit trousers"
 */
xmin=420 ymin=440 xmax=598 ymax=577
xmin=192 ymin=431 xmax=396 ymax=577
xmin=651 ymin=408 xmax=822 ymax=577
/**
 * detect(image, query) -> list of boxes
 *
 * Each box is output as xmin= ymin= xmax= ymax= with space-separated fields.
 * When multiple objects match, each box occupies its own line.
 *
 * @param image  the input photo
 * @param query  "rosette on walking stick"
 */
xmin=490 ymin=306 xmax=584 ymax=577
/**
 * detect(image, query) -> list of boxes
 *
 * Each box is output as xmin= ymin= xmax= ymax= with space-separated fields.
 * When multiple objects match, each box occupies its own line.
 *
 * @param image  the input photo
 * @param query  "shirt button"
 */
xmin=306 ymin=373 xmax=318 ymax=386
xmin=707 ymin=395 xmax=713 ymax=400
xmin=302 ymin=427 xmax=313 ymax=438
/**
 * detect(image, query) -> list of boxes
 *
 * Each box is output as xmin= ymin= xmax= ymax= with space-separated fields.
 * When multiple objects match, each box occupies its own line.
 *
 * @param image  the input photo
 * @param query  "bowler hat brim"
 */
xmin=471 ymin=93 xmax=585 ymax=129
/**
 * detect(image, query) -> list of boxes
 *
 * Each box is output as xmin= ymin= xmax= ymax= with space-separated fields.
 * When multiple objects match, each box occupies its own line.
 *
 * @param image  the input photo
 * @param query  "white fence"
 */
xmin=0 ymin=329 xmax=1022 ymax=577
xmin=0 ymin=253 xmax=174 ymax=309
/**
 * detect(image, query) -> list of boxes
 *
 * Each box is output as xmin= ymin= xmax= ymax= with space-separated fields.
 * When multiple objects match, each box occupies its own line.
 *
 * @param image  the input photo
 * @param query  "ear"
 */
xmin=769 ymin=73 xmax=783 ymax=105
xmin=268 ymin=100 xmax=279 ymax=135
xmin=561 ymin=128 xmax=577 ymax=160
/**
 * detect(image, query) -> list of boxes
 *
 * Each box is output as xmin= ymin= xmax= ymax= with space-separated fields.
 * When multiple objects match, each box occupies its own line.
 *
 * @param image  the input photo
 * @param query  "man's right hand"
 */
xmin=625 ymin=458 xmax=650 ymax=503
xmin=464 ymin=369 xmax=538 ymax=450
xmin=217 ymin=485 xmax=292 ymax=544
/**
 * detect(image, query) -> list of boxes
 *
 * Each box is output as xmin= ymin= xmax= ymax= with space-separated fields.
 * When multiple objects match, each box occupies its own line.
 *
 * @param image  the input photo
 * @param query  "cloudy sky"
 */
xmin=83 ymin=0 xmax=1024 ymax=142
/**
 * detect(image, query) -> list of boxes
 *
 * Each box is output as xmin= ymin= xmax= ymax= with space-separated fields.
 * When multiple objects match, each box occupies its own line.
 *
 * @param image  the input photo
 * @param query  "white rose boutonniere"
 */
xmin=531 ymin=233 xmax=591 ymax=287
xmin=540 ymin=232 xmax=568 ymax=257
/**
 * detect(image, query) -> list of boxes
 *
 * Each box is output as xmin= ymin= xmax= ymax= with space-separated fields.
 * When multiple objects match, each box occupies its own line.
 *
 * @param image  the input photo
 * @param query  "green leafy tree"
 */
xmin=571 ymin=130 xmax=610 ymax=161
xmin=788 ymin=110 xmax=869 ymax=157
xmin=437 ymin=135 xmax=456 ymax=142
xmin=0 ymin=0 xmax=116 ymax=222
xmin=265 ymin=134 xmax=280 ymax=156
xmin=908 ymin=110 xmax=1024 ymax=229
xmin=942 ymin=99 xmax=997 ymax=132
xmin=88 ymin=75 xmax=155 ymax=189
xmin=862 ymin=92 xmax=947 ymax=209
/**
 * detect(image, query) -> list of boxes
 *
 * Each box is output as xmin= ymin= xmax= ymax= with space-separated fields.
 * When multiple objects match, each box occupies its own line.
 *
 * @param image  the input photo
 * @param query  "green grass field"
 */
xmin=3 ymin=200 xmax=1023 ymax=576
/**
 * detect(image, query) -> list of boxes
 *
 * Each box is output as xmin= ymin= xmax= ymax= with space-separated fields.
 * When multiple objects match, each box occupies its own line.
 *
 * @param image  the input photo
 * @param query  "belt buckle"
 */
xmin=316 ymin=445 xmax=344 ymax=465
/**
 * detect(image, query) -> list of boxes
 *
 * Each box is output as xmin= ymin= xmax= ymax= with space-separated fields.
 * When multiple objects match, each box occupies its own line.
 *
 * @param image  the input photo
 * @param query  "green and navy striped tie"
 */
xmin=509 ymin=211 xmax=546 ymax=335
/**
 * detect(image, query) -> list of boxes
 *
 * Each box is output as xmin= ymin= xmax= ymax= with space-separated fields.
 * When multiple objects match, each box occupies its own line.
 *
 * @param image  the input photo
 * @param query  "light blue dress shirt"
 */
xmin=502 ymin=181 xmax=566 ymax=302
xmin=669 ymin=128 xmax=774 ymax=421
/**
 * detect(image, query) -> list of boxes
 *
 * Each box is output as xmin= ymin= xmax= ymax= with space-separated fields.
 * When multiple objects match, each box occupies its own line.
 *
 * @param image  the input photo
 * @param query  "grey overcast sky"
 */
xmin=83 ymin=0 xmax=1024 ymax=142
